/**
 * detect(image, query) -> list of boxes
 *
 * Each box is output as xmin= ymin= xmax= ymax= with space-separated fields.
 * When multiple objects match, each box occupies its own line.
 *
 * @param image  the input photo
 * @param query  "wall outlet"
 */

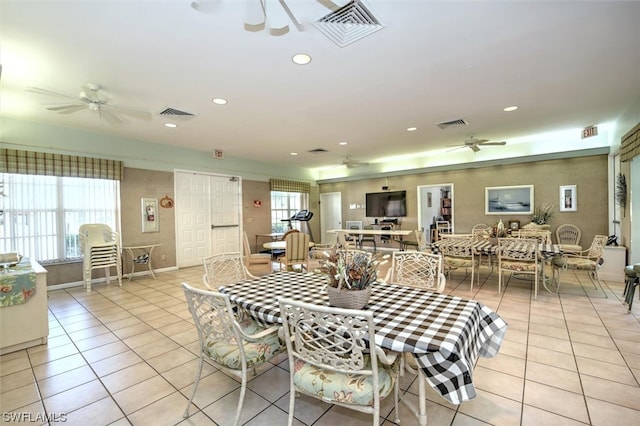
xmin=161 ymin=254 xmax=166 ymax=261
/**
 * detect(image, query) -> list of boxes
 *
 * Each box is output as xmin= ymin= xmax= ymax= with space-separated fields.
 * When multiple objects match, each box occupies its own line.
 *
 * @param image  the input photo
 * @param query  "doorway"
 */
xmin=417 ymin=183 xmax=454 ymax=242
xmin=175 ymin=171 xmax=242 ymax=267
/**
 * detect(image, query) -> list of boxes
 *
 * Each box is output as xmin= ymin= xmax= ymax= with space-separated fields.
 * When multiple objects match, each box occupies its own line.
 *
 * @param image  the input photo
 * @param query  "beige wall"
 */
xmin=320 ymin=155 xmax=609 ymax=247
xmin=242 ymin=180 xmax=272 ymax=254
xmin=120 ymin=168 xmax=176 ymax=272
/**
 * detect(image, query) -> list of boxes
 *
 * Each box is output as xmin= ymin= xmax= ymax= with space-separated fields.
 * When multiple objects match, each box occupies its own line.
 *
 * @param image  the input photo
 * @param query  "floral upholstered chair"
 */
xmin=439 ymin=236 xmax=479 ymax=291
xmin=497 ymin=238 xmax=541 ymax=298
xmin=278 ymin=297 xmax=400 ymax=426
xmin=181 ymin=283 xmax=285 ymax=425
xmin=552 ymin=234 xmax=608 ymax=297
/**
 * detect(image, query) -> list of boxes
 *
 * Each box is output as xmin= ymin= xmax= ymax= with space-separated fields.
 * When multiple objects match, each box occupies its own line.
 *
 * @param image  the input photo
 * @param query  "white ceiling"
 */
xmin=1 ymin=1 xmax=639 ymax=176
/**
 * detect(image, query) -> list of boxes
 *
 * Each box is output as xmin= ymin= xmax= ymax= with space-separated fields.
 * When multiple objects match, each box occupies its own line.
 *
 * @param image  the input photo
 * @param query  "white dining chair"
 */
xmin=278 ymin=297 xmax=400 ymax=426
xmin=181 ymin=283 xmax=285 ymax=425
xmin=497 ymin=238 xmax=541 ymax=298
xmin=202 ymin=252 xmax=255 ymax=290
xmin=384 ymin=250 xmax=446 ymax=292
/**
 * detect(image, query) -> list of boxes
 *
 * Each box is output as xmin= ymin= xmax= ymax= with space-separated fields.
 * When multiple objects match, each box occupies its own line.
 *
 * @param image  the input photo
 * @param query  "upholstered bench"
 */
xmin=623 ymin=264 xmax=640 ymax=312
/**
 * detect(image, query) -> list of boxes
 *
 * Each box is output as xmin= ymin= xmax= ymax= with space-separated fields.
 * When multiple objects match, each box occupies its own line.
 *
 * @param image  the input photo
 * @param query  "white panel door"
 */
xmin=210 ymin=176 xmax=241 ymax=255
xmin=175 ymin=172 xmax=241 ymax=267
xmin=176 ymin=172 xmax=210 ymax=267
xmin=320 ymin=192 xmax=342 ymax=244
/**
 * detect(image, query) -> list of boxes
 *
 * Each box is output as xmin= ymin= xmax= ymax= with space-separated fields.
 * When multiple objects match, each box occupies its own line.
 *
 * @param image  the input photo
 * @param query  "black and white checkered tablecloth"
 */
xmin=219 ymin=271 xmax=508 ymax=405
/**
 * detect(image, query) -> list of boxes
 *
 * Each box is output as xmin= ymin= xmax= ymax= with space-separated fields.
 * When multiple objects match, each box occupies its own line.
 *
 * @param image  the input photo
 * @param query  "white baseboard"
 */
xmin=47 ymin=266 xmax=180 ymax=291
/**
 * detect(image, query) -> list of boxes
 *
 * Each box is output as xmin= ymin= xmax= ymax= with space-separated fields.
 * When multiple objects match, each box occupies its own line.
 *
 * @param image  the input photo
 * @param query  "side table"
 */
xmin=123 ymin=244 xmax=162 ymax=281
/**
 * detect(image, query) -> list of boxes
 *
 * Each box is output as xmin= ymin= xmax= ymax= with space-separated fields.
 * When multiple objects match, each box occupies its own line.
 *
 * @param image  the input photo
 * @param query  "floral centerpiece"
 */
xmin=318 ymin=250 xmax=388 ymax=309
xmin=531 ymin=203 xmax=554 ymax=225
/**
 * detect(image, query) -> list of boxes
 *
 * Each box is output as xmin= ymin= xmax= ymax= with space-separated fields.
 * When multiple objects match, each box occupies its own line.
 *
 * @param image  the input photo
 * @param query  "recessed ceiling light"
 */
xmin=212 ymin=97 xmax=228 ymax=105
xmin=164 ymin=123 xmax=177 ymax=128
xmin=290 ymin=152 xmax=298 ymax=156
xmin=503 ymin=105 xmax=518 ymax=112
xmin=292 ymin=53 xmax=311 ymax=65
xmin=338 ymin=141 xmax=348 ymax=145
xmin=406 ymin=127 xmax=417 ymax=132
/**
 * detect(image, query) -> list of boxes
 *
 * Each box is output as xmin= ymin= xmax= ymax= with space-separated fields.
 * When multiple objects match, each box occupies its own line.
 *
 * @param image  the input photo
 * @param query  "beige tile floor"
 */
xmin=1 ymin=259 xmax=639 ymax=425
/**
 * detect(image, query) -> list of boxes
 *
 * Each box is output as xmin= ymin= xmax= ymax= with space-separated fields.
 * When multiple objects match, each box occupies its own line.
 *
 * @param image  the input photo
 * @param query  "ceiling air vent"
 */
xmin=159 ymin=107 xmax=195 ymax=117
xmin=313 ymin=0 xmax=384 ymax=48
xmin=308 ymin=148 xmax=329 ymax=153
xmin=437 ymin=118 xmax=468 ymax=130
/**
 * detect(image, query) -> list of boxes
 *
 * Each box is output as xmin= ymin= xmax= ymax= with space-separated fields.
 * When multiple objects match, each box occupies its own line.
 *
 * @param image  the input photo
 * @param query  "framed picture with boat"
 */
xmin=485 ymin=185 xmax=534 ymax=215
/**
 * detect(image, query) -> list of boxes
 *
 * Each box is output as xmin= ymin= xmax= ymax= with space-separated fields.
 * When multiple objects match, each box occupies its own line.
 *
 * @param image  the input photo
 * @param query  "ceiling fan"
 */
xmin=26 ymin=83 xmax=152 ymax=126
xmin=342 ymin=157 xmax=370 ymax=168
xmin=448 ymin=136 xmax=507 ymax=153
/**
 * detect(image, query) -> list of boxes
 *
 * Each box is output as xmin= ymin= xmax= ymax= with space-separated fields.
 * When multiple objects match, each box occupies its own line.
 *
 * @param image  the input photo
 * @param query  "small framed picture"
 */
xmin=508 ymin=219 xmax=520 ymax=230
xmin=559 ymin=185 xmax=577 ymax=212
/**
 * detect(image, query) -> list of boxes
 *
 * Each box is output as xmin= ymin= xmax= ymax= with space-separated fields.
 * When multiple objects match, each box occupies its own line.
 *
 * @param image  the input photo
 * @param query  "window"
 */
xmin=270 ymin=191 xmax=307 ymax=233
xmin=0 ymin=173 xmax=120 ymax=263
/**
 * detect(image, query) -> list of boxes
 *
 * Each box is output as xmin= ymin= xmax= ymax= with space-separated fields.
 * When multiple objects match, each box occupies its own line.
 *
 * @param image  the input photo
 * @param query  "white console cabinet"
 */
xmin=599 ymin=246 xmax=627 ymax=283
xmin=0 ymin=259 xmax=49 ymax=355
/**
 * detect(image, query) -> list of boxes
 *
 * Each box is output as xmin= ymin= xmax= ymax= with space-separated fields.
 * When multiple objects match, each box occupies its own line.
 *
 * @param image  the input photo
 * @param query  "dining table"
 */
xmin=219 ymin=271 xmax=508 ymax=426
xmin=431 ymin=238 xmax=563 ymax=293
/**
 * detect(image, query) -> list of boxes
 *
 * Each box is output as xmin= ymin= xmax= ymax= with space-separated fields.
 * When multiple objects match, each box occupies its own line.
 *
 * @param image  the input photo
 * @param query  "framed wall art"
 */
xmin=141 ymin=198 xmax=159 ymax=233
xmin=485 ymin=185 xmax=534 ymax=215
xmin=559 ymin=185 xmax=577 ymax=212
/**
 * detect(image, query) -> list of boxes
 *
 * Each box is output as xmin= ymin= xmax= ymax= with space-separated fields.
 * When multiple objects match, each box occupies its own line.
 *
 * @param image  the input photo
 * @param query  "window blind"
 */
xmin=269 ymin=178 xmax=310 ymax=193
xmin=0 ymin=148 xmax=123 ymax=180
xmin=620 ymin=122 xmax=640 ymax=162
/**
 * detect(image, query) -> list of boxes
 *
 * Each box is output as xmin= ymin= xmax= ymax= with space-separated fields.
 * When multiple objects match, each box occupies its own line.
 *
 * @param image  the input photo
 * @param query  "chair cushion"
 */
xmin=552 ymin=257 xmax=596 ymax=271
xmin=292 ymin=354 xmax=399 ymax=407
xmin=444 ymin=256 xmax=474 ymax=268
xmin=501 ymin=260 xmax=537 ymax=272
xmin=204 ymin=317 xmax=284 ymax=370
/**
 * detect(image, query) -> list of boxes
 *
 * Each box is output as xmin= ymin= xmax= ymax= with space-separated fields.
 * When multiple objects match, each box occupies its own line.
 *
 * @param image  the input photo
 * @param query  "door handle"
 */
xmin=211 ymin=224 xmax=239 ymax=229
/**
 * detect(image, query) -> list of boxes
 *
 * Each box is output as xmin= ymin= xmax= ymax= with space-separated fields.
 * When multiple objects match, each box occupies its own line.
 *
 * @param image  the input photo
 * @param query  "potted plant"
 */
xmin=526 ymin=203 xmax=554 ymax=229
xmin=319 ymin=250 xmax=388 ymax=309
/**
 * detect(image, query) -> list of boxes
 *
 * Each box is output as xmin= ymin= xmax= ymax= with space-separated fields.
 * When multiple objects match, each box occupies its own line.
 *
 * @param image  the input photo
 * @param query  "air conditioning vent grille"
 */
xmin=437 ymin=119 xmax=468 ymax=129
xmin=159 ymin=107 xmax=195 ymax=116
xmin=314 ymin=0 xmax=383 ymax=48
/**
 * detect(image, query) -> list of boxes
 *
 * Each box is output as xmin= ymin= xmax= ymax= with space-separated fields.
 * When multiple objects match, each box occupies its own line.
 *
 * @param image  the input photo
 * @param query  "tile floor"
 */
xmin=1 ymin=260 xmax=639 ymax=425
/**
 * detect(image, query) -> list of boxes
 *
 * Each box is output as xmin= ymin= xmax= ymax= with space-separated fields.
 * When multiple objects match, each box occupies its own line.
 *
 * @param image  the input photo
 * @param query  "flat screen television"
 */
xmin=365 ymin=190 xmax=407 ymax=217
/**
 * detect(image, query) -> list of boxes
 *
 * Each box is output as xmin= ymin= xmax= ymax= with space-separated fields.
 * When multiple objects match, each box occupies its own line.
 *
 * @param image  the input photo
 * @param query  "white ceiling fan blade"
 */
xmin=466 ymin=138 xmax=489 ymax=145
xmin=107 ymin=105 xmax=152 ymax=120
xmin=26 ymin=87 xmax=77 ymax=101
xmin=100 ymin=109 xmax=124 ymax=126
xmin=479 ymin=141 xmax=507 ymax=146
xmin=190 ymin=0 xmax=221 ymax=14
xmin=47 ymin=104 xmax=87 ymax=114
